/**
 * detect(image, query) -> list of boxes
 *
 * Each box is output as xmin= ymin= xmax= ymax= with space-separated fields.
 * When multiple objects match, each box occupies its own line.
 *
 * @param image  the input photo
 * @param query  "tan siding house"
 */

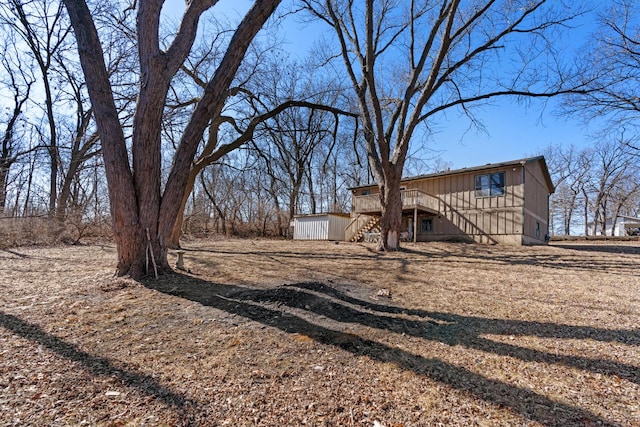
xmin=348 ymin=156 xmax=554 ymax=245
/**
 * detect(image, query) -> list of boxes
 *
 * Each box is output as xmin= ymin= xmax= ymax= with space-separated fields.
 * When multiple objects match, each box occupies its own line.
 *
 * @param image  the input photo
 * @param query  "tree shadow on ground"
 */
xmin=0 ymin=249 xmax=30 ymax=258
xmin=146 ymin=274 xmax=636 ymax=426
xmin=0 ymin=311 xmax=194 ymax=421
xmin=185 ymin=242 xmax=640 ymax=278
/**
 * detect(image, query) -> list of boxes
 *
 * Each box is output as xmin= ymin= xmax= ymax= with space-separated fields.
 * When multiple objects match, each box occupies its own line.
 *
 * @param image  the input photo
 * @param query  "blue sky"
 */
xmin=163 ymin=0 xmax=604 ymax=170
xmin=428 ymin=102 xmax=598 ymax=169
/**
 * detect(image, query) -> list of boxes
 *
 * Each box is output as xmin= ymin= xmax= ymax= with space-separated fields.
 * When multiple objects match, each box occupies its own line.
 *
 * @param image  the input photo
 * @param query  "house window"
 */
xmin=361 ymin=190 xmax=370 ymax=196
xmin=536 ymin=222 xmax=540 ymax=237
xmin=475 ymin=172 xmax=505 ymax=197
xmin=421 ymin=218 xmax=433 ymax=232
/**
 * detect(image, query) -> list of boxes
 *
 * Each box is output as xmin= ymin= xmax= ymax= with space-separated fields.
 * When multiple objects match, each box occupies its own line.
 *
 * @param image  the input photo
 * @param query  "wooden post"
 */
xmin=176 ymin=250 xmax=186 ymax=270
xmin=413 ymin=207 xmax=418 ymax=243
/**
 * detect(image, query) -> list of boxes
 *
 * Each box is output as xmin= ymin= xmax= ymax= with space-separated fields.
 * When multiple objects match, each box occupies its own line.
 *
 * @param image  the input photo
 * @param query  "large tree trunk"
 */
xmin=376 ymin=169 xmax=403 ymax=251
xmin=63 ymin=0 xmax=146 ymax=277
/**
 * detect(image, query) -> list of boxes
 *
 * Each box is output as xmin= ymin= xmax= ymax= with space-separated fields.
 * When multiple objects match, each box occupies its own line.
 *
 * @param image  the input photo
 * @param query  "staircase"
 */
xmin=350 ymin=216 xmax=381 ymax=242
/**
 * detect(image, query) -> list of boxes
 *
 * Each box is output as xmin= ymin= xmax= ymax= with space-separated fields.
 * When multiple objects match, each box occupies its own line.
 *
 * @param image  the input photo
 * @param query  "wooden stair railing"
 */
xmin=350 ymin=216 xmax=381 ymax=242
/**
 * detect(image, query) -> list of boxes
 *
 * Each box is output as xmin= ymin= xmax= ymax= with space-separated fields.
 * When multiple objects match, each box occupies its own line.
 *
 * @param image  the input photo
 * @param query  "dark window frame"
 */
xmin=475 ymin=171 xmax=506 ymax=198
xmin=421 ymin=218 xmax=433 ymax=232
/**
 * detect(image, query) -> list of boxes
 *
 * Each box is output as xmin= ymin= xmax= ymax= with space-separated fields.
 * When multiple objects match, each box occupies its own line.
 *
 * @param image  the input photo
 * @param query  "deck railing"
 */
xmin=352 ymin=189 xmax=440 ymax=214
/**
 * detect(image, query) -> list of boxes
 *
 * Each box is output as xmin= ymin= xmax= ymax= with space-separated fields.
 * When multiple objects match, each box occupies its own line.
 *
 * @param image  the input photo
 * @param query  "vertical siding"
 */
xmin=293 ymin=216 xmax=328 ymax=240
xmin=293 ymin=215 xmax=350 ymax=240
xmin=327 ymin=215 xmax=350 ymax=240
xmin=350 ymin=158 xmax=551 ymax=245
xmin=410 ymin=164 xmax=526 ymax=243
xmin=522 ymin=161 xmax=551 ymax=244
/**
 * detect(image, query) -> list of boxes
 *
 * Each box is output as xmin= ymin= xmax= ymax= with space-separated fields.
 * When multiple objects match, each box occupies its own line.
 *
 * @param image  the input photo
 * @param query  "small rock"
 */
xmin=376 ymin=289 xmax=391 ymax=298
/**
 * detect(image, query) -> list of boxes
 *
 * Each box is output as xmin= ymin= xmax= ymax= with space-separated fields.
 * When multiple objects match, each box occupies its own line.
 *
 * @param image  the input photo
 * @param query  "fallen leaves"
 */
xmin=0 ymin=240 xmax=639 ymax=425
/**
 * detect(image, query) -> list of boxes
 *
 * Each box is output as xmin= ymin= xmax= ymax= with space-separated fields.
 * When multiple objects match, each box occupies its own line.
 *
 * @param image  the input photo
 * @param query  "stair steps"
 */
xmin=350 ymin=216 xmax=381 ymax=242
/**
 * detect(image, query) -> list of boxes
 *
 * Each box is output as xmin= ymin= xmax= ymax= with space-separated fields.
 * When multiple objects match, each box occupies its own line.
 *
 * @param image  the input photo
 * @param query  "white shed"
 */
xmin=293 ymin=213 xmax=351 ymax=241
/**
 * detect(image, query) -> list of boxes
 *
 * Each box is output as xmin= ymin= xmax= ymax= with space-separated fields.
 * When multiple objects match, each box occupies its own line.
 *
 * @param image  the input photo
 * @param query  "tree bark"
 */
xmin=582 ymin=188 xmax=590 ymax=236
xmin=63 ymin=0 xmax=150 ymax=277
xmin=563 ymin=189 xmax=578 ymax=236
xmin=376 ymin=168 xmax=403 ymax=251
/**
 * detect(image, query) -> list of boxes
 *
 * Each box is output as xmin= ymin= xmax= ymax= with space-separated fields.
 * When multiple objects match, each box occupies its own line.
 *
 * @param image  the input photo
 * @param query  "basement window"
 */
xmin=421 ymin=218 xmax=433 ymax=232
xmin=475 ymin=172 xmax=505 ymax=197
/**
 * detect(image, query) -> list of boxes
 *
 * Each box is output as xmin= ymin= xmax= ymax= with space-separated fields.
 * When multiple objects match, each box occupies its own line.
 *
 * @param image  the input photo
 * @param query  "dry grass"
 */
xmin=0 ymin=217 xmax=112 ymax=248
xmin=1 ymin=238 xmax=639 ymax=426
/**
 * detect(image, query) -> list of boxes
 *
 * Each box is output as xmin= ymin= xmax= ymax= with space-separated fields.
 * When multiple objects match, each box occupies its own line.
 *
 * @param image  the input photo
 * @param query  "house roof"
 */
xmin=293 ymin=212 xmax=351 ymax=219
xmin=617 ymin=215 xmax=640 ymax=222
xmin=350 ymin=155 xmax=555 ymax=193
xmin=586 ymin=216 xmax=640 ymax=227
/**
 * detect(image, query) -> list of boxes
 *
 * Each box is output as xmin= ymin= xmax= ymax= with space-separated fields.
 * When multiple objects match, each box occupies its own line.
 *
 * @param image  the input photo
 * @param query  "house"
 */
xmin=292 ymin=213 xmax=352 ymax=241
xmin=347 ymin=156 xmax=554 ymax=245
xmin=586 ymin=215 xmax=640 ymax=237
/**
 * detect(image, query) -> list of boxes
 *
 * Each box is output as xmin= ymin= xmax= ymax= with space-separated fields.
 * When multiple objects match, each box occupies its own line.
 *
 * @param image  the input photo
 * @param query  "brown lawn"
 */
xmin=1 ymin=238 xmax=639 ymax=426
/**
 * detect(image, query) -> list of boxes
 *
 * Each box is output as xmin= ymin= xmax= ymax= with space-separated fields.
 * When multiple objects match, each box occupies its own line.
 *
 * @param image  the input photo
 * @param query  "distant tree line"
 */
xmin=545 ymin=135 xmax=640 ymax=237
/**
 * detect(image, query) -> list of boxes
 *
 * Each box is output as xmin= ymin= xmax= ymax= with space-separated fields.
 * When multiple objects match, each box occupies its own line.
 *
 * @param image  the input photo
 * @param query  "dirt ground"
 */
xmin=1 ymin=238 xmax=639 ymax=426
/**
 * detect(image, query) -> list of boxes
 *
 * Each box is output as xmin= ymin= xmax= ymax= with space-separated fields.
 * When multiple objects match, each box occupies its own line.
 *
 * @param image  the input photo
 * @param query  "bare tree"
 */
xmin=586 ymin=136 xmax=638 ymax=235
xmin=250 ymin=59 xmax=343 ymax=233
xmin=2 ymin=0 xmax=74 ymax=217
xmin=1 ymin=0 xmax=107 ymax=225
xmin=544 ymin=144 xmax=591 ymax=236
xmin=564 ymin=0 xmax=640 ymax=132
xmin=62 ymin=0 xmax=282 ymax=277
xmin=608 ymin=171 xmax=640 ymax=235
xmin=54 ymin=59 xmax=101 ymax=222
xmin=163 ymin=41 xmax=356 ymax=247
xmin=0 ymin=39 xmax=35 ymax=214
xmin=304 ymin=0 xmax=587 ymax=251
xmin=312 ymin=134 xmax=358 ymax=214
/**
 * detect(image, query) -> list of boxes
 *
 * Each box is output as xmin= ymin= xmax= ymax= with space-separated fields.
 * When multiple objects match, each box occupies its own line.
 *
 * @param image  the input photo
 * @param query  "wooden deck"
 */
xmin=352 ymin=189 xmax=441 ymax=215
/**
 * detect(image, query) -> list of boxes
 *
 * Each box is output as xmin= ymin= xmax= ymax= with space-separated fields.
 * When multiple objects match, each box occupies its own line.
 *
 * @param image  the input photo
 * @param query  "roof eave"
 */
xmin=349 ymin=155 xmax=555 ymax=193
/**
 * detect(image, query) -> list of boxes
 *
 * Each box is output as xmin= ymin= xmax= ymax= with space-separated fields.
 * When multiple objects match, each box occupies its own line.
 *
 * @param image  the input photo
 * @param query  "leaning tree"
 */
xmin=62 ymin=0 xmax=282 ymax=277
xmin=303 ymin=0 xmax=588 ymax=251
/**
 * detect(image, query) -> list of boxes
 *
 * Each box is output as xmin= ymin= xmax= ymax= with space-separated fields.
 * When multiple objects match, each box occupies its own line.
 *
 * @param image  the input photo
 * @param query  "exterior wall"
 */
xmin=522 ymin=160 xmax=551 ymax=244
xmin=293 ymin=214 xmax=350 ymax=240
xmin=351 ymin=158 xmax=553 ymax=245
xmin=412 ymin=164 xmax=524 ymax=244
